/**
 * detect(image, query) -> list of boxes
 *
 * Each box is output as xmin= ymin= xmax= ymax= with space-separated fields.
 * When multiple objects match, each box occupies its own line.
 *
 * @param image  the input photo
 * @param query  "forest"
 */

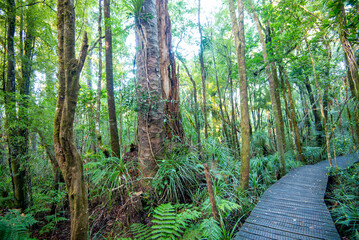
xmin=0 ymin=0 xmax=358 ymax=239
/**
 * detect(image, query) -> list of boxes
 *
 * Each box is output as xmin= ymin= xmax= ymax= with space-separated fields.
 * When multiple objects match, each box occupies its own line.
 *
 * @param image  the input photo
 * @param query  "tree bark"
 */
xmin=248 ymin=0 xmax=286 ymax=175
xmin=156 ymin=0 xmax=184 ymax=143
xmin=228 ymin=0 xmax=251 ymax=190
xmin=54 ymin=0 xmax=89 ymax=238
xmin=204 ymin=163 xmax=219 ymax=221
xmin=5 ymin=0 xmax=28 ymax=210
xmin=104 ymin=0 xmax=121 ymax=158
xmin=135 ymin=0 xmax=164 ymax=179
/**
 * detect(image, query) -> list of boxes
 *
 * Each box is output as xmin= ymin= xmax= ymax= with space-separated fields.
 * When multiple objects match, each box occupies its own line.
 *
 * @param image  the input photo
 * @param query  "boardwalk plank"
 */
xmin=235 ymin=154 xmax=358 ymax=240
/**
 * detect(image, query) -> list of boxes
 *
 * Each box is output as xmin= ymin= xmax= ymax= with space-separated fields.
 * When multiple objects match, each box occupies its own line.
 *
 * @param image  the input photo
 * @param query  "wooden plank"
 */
xmin=236 ymin=154 xmax=358 ymax=240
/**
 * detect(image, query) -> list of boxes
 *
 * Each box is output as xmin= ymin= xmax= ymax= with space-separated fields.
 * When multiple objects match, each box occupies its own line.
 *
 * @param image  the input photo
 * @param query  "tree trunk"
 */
xmin=338 ymin=4 xmax=359 ymax=145
xmin=86 ymin=54 xmax=97 ymax=153
xmin=104 ymin=0 xmax=121 ymax=158
xmin=135 ymin=0 xmax=164 ymax=179
xmin=228 ymin=0 xmax=251 ymax=190
xmin=5 ymin=0 xmax=28 ymax=210
xmin=248 ymin=0 xmax=286 ymax=175
xmin=280 ymin=66 xmax=304 ymax=162
xmin=211 ymin=46 xmax=229 ymax=144
xmin=304 ymin=78 xmax=324 ymax=147
xmin=156 ymin=0 xmax=184 ymax=143
xmin=303 ymin=35 xmax=332 ymax=166
xmin=198 ymin=0 xmax=208 ymax=139
xmin=54 ymin=0 xmax=89 ymax=238
xmin=181 ymin=59 xmax=202 ymax=157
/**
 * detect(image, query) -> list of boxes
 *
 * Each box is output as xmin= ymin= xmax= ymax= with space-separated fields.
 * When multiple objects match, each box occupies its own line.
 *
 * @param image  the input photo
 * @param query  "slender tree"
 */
xmin=54 ymin=0 xmax=89 ymax=237
xmin=198 ymin=0 xmax=208 ymax=139
xmin=104 ymin=0 xmax=121 ymax=158
xmin=248 ymin=0 xmax=286 ymax=174
xmin=5 ymin=0 xmax=29 ymax=210
xmin=228 ymin=0 xmax=251 ymax=190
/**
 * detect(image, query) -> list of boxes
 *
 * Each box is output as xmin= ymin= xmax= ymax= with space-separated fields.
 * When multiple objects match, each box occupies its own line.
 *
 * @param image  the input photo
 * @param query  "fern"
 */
xmin=0 ymin=209 xmax=37 ymax=240
xmin=122 ymin=203 xmax=201 ymax=240
xmin=200 ymin=217 xmax=222 ymax=240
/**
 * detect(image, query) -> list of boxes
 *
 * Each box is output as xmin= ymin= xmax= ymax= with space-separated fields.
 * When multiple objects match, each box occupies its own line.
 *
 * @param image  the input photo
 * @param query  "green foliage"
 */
xmin=119 ymin=203 xmax=201 ymax=240
xmin=85 ymin=156 xmax=134 ymax=204
xmin=303 ymin=146 xmax=324 ymax=164
xmin=152 ymin=151 xmax=201 ymax=203
xmin=39 ymin=211 xmax=68 ymax=235
xmin=123 ymin=0 xmax=145 ymax=18
xmin=199 ymin=217 xmax=222 ymax=240
xmin=0 ymin=209 xmax=37 ymax=240
xmin=328 ymin=163 xmax=359 ymax=239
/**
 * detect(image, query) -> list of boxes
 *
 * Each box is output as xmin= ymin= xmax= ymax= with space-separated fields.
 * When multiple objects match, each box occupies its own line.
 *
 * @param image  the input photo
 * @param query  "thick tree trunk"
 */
xmin=135 ymin=0 xmax=164 ymax=179
xmin=249 ymin=0 xmax=286 ymax=174
xmin=54 ymin=0 xmax=89 ymax=238
xmin=156 ymin=0 xmax=184 ymax=143
xmin=104 ymin=0 xmax=121 ymax=158
xmin=198 ymin=0 xmax=208 ymax=139
xmin=228 ymin=0 xmax=251 ymax=190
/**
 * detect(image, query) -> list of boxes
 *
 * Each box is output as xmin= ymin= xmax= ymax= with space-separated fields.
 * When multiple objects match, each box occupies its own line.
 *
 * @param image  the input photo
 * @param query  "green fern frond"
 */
xmin=130 ymin=223 xmax=151 ymax=240
xmin=200 ymin=217 xmax=223 ymax=240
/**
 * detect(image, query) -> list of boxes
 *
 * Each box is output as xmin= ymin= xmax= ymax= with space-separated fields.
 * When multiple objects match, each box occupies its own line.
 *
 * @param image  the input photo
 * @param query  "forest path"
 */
xmin=235 ymin=153 xmax=359 ymax=240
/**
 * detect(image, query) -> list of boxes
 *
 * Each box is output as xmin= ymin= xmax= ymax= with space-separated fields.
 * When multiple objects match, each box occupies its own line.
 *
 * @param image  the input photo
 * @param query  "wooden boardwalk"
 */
xmin=235 ymin=153 xmax=358 ymax=240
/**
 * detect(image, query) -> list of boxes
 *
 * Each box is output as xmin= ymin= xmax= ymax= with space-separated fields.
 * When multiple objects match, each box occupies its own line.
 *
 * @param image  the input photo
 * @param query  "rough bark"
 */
xmin=54 ymin=0 xmax=89 ymax=238
xmin=228 ymin=0 xmax=251 ymax=190
xmin=248 ymin=0 xmax=286 ymax=174
xmin=156 ymin=0 xmax=184 ymax=142
xmin=338 ymin=4 xmax=359 ymax=145
xmin=104 ymin=0 xmax=121 ymax=158
xmin=5 ymin=0 xmax=28 ymax=210
xmin=198 ymin=0 xmax=208 ymax=139
xmin=204 ymin=163 xmax=219 ymax=221
xmin=135 ymin=0 xmax=164 ymax=179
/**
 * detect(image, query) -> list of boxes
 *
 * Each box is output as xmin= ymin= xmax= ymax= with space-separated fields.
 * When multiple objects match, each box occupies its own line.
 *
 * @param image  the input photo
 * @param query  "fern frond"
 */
xmin=200 ymin=217 xmax=223 ymax=240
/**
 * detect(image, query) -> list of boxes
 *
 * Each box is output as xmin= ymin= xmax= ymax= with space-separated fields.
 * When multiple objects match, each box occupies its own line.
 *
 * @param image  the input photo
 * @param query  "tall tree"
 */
xmin=135 ymin=0 xmax=164 ymax=179
xmin=157 ymin=0 xmax=184 ymax=143
xmin=54 ymin=0 xmax=89 ymax=238
xmin=198 ymin=0 xmax=208 ymax=139
xmin=248 ymin=0 xmax=286 ymax=174
xmin=5 ymin=0 xmax=29 ymax=210
xmin=228 ymin=0 xmax=251 ymax=190
xmin=104 ymin=0 xmax=121 ymax=158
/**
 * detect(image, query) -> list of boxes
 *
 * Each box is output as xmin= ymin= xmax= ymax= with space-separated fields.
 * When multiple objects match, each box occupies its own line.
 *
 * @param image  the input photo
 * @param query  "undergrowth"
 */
xmin=327 ymin=162 xmax=359 ymax=239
